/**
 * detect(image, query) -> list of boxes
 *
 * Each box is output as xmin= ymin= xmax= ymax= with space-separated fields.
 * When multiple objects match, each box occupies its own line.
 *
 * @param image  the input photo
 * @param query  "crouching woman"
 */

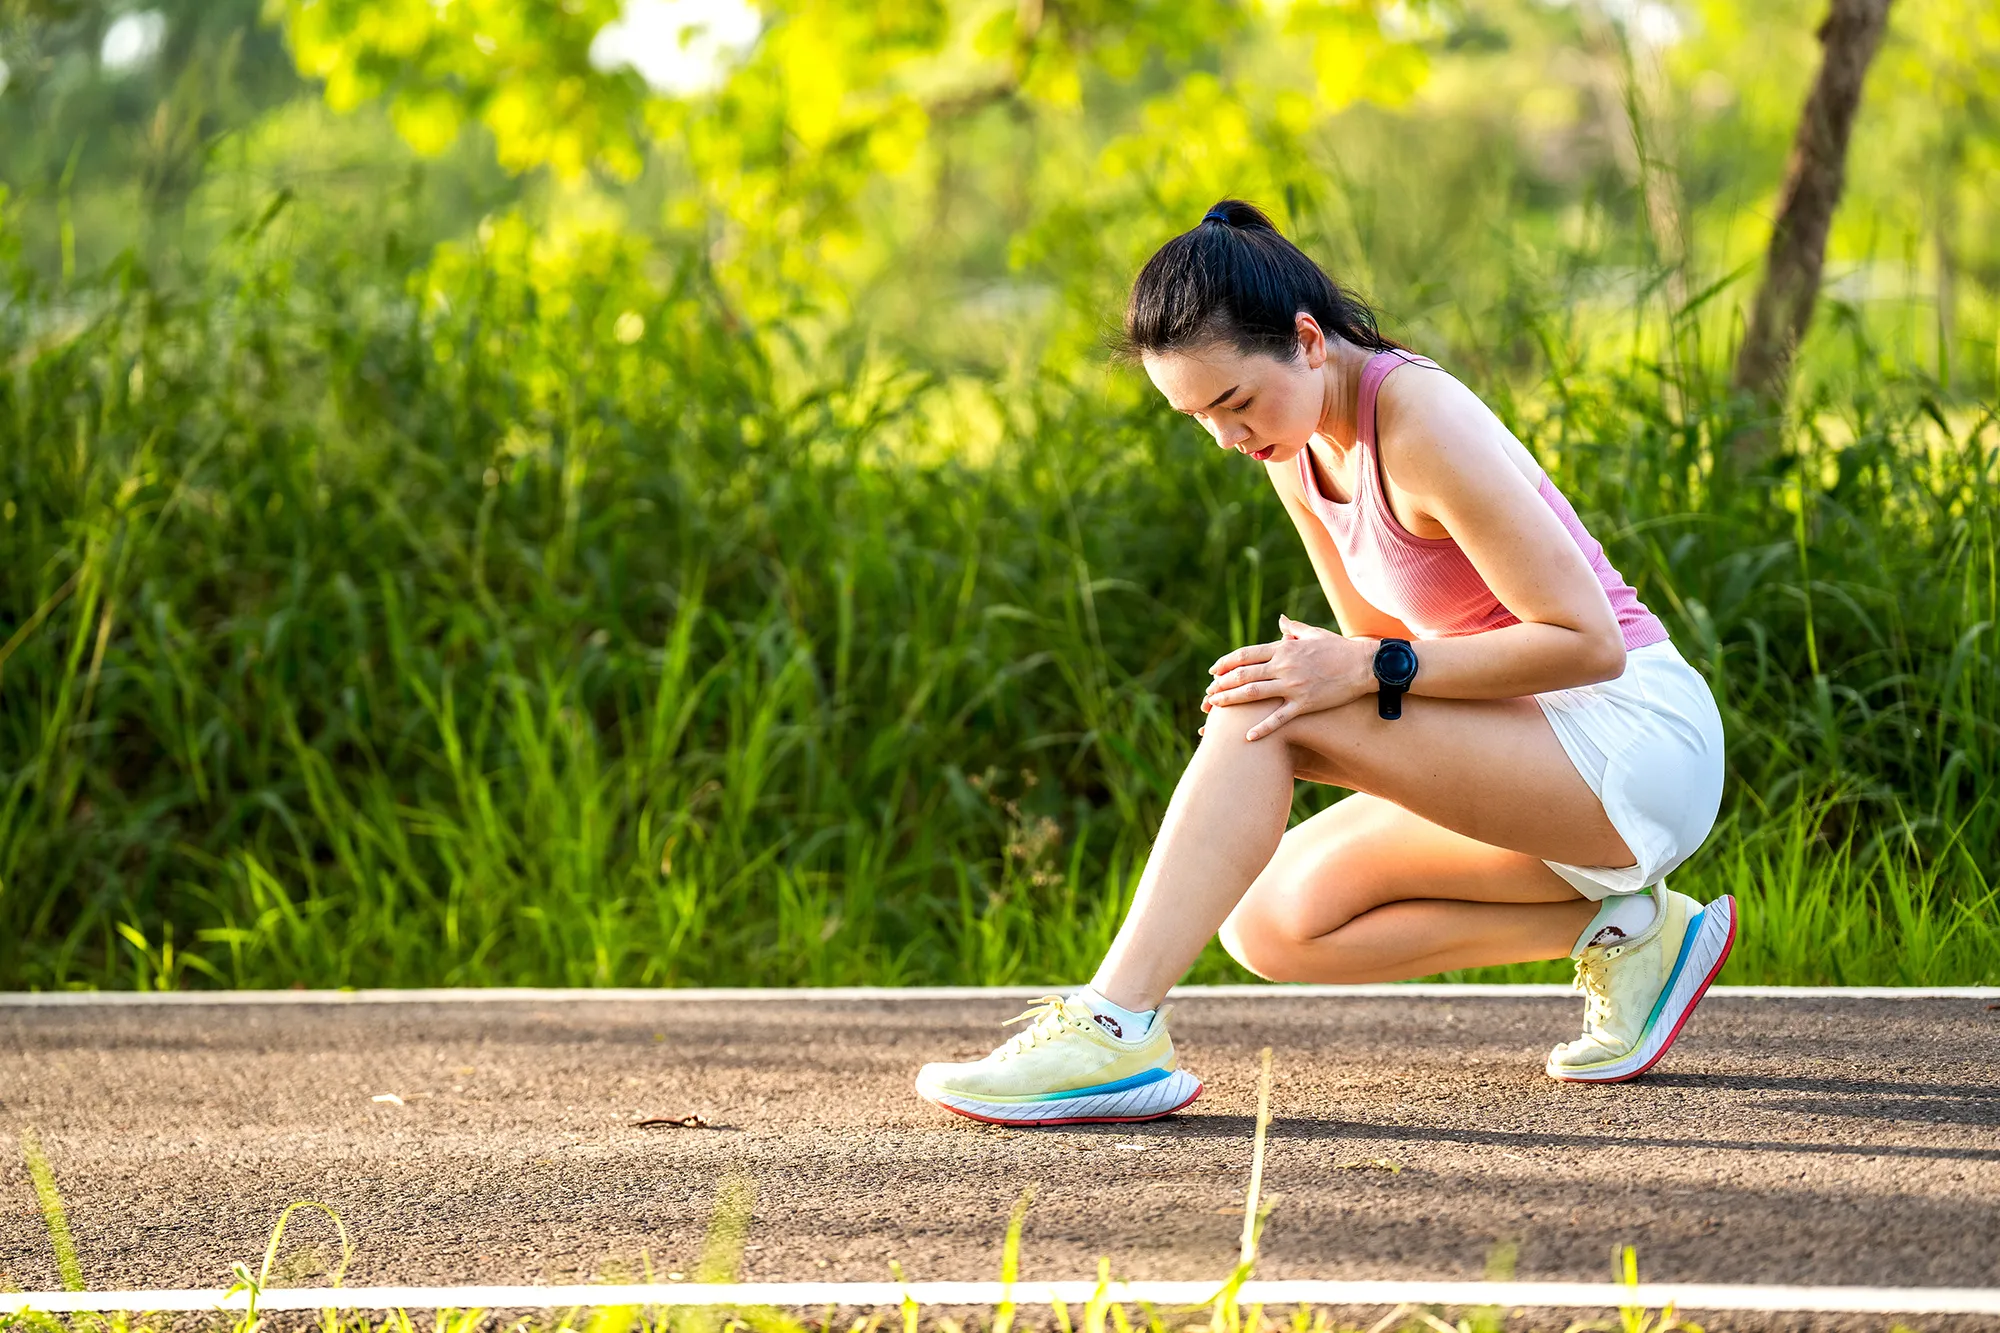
xmin=915 ymin=200 xmax=1732 ymax=1126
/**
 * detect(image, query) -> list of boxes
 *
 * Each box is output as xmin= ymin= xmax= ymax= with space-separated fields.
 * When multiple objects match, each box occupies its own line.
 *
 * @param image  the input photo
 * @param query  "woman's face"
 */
xmin=1142 ymin=323 xmax=1328 ymax=463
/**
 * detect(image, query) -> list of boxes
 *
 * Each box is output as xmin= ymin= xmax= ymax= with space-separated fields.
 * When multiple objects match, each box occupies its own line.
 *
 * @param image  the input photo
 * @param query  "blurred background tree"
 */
xmin=4 ymin=0 xmax=1991 ymax=392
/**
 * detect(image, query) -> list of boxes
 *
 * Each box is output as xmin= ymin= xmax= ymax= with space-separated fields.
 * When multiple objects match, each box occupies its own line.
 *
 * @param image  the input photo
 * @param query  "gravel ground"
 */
xmin=2 ymin=992 xmax=1996 ymax=1325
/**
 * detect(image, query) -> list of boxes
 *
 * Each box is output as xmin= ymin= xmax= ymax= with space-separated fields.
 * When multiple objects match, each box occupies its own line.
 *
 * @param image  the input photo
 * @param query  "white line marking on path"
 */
xmin=5 ymin=1281 xmax=2000 ymax=1316
xmin=1 ymin=983 xmax=1993 ymax=1006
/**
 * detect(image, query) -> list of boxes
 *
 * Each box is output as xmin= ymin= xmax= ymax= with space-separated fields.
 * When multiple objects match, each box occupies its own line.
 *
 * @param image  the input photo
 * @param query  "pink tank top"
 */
xmin=1296 ymin=350 xmax=1668 ymax=650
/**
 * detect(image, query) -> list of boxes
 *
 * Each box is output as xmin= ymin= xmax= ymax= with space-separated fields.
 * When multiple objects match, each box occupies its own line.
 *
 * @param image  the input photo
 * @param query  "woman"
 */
xmin=915 ymin=200 xmax=1732 ymax=1126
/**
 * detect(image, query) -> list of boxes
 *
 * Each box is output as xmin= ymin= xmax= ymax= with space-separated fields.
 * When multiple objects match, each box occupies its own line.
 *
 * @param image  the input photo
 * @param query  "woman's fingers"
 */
xmin=1204 ymin=680 xmax=1278 ymax=709
xmin=1209 ymin=639 xmax=1279 ymax=676
xmin=1204 ymin=660 xmax=1276 ymax=697
xmin=1200 ymin=652 xmax=1280 ymax=696
xmin=1245 ymin=704 xmax=1296 ymax=740
xmin=1279 ymin=614 xmax=1335 ymax=640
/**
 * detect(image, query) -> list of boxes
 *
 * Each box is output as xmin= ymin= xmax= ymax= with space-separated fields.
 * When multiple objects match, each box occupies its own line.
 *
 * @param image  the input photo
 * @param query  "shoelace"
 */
xmin=1572 ymin=954 xmax=1613 ymax=1034
xmin=993 ymin=994 xmax=1072 ymax=1060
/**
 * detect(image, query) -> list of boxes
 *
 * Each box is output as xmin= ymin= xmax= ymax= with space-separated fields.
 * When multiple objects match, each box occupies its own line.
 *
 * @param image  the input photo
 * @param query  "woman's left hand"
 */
xmin=1200 ymin=615 xmax=1377 ymax=741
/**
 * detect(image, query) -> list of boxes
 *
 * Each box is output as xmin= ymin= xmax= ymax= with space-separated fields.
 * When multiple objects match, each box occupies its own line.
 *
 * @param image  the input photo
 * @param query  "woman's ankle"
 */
xmin=1076 ymin=984 xmax=1158 ymax=1038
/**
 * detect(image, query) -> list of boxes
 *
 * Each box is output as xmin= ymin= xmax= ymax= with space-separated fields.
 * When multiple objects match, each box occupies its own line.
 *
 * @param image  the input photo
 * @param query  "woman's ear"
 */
xmin=1295 ymin=312 xmax=1328 ymax=368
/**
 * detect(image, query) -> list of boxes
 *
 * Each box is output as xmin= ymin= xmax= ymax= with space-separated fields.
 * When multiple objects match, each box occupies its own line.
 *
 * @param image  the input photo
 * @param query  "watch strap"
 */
xmin=1374 ymin=637 xmax=1415 ymax=721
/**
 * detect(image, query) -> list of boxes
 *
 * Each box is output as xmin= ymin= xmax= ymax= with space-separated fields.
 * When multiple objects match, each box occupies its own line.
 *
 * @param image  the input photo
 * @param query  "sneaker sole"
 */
xmin=1546 ymin=895 xmax=1737 ymax=1084
xmin=917 ymin=1069 xmax=1204 ymax=1127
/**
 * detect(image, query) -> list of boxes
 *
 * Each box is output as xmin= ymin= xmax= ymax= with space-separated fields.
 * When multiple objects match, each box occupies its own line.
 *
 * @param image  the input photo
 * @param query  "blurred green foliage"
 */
xmin=0 ymin=0 xmax=1994 ymax=988
xmin=6 ymin=0 xmax=1997 ymax=384
xmin=253 ymin=0 xmax=1999 ymax=391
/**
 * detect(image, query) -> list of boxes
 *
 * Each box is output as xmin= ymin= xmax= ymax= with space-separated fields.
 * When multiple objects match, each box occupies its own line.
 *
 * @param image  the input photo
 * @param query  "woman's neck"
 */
xmin=1314 ymin=339 xmax=1375 ymax=451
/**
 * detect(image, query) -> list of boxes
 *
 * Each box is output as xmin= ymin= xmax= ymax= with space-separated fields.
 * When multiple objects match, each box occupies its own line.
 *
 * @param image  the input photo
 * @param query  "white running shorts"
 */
xmin=1534 ymin=639 xmax=1725 ymax=900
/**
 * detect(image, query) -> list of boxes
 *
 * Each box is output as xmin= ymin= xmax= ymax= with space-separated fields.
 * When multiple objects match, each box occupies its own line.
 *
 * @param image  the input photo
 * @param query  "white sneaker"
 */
xmin=1546 ymin=888 xmax=1737 ymax=1083
xmin=915 ymin=994 xmax=1203 ymax=1126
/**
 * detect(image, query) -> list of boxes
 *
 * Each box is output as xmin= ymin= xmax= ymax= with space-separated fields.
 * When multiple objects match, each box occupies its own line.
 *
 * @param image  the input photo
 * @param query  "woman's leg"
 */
xmin=1088 ymin=693 xmax=1623 ymax=1011
xmin=1218 ymin=792 xmax=1595 ymax=984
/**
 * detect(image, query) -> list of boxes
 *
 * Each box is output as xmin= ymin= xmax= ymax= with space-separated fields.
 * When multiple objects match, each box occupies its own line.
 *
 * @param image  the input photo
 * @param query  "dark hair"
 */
xmin=1122 ymin=199 xmax=1399 ymax=361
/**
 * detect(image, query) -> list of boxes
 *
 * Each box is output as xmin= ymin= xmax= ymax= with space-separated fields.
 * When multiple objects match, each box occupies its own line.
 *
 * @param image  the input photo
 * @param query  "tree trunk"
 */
xmin=1731 ymin=0 xmax=1894 ymax=460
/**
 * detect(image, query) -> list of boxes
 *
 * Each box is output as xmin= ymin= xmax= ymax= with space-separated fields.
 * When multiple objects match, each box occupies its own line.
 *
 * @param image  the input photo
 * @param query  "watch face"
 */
xmin=1378 ymin=641 xmax=1418 ymax=685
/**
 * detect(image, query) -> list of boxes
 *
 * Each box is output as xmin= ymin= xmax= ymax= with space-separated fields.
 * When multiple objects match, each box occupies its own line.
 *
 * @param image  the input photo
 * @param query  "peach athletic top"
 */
xmin=1296 ymin=350 xmax=1669 ymax=650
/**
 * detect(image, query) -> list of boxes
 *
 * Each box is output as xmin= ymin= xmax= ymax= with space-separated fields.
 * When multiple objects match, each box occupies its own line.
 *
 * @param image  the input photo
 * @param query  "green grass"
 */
xmin=0 ymin=209 xmax=1995 ymax=991
xmin=18 ymin=1130 xmax=84 ymax=1293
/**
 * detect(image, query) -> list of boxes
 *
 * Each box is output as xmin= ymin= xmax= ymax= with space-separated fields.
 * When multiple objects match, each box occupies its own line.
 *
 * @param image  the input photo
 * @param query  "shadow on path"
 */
xmin=1140 ymin=1114 xmax=2000 ymax=1163
xmin=1644 ymin=1071 xmax=1999 ymax=1099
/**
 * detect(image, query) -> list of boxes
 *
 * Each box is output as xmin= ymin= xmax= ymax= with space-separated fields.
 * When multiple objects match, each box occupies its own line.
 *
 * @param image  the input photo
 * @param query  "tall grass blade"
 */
xmin=18 ymin=1130 xmax=84 ymax=1292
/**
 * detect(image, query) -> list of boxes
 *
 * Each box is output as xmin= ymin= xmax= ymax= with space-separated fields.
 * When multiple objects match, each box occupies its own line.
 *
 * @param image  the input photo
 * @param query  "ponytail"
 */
xmin=1123 ymin=199 xmax=1398 ymax=360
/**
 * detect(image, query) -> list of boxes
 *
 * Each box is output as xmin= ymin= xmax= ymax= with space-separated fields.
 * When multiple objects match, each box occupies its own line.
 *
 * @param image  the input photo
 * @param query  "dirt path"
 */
xmin=2 ymin=992 xmax=1996 ymax=1298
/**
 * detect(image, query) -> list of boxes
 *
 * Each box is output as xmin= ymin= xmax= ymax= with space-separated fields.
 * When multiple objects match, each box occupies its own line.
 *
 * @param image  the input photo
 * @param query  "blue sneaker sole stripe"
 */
xmin=1641 ymin=905 xmax=1709 ymax=1032
xmin=919 ymin=1064 xmax=1172 ymax=1106
xmin=921 ymin=1069 xmax=1204 ymax=1127
xmin=1039 ymin=1065 xmax=1172 ymax=1100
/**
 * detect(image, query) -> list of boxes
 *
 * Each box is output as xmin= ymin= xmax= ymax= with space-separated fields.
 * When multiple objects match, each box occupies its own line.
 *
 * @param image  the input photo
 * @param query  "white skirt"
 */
xmin=1535 ymin=639 xmax=1725 ymax=899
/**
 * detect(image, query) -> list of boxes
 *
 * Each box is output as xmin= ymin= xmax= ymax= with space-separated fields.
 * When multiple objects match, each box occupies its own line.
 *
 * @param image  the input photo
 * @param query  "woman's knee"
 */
xmin=1198 ymin=699 xmax=1284 ymax=753
xmin=1220 ymin=887 xmax=1364 ymax=982
xmin=1200 ymin=697 xmax=1365 ymax=786
xmin=1221 ymin=852 xmax=1400 ymax=982
xmin=1218 ymin=909 xmax=1307 ymax=982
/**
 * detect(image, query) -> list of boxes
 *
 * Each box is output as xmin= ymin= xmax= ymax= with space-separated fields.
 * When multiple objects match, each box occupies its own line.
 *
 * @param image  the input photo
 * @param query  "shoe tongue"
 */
xmin=1057 ymin=994 xmax=1114 ymax=1035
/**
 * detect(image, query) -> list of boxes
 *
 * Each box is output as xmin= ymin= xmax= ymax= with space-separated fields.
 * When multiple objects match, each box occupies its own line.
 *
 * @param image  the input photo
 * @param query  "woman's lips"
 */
xmin=1252 ymin=444 xmax=1276 ymax=460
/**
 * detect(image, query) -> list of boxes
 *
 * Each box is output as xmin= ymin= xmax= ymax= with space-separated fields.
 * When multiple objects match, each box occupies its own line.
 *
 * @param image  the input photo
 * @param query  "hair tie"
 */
xmin=1202 ymin=207 xmax=1232 ymax=226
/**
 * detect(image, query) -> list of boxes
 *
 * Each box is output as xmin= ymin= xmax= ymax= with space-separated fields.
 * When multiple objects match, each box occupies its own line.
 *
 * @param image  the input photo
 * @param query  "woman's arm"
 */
xmin=1203 ymin=367 xmax=1629 ymax=739
xmin=1372 ymin=368 xmax=1627 ymax=700
xmin=1267 ymin=457 xmax=1417 ymax=641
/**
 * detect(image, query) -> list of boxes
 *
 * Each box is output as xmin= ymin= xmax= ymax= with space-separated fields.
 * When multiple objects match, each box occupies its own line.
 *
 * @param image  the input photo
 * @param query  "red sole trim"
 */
xmin=1556 ymin=897 xmax=1738 ymax=1085
xmin=921 ymin=1081 xmax=1205 ymax=1128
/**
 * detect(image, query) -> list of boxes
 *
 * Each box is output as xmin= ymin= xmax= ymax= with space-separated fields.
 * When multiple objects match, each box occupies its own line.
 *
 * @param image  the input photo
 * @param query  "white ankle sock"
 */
xmin=1573 ymin=889 xmax=1660 ymax=956
xmin=1077 ymin=986 xmax=1155 ymax=1040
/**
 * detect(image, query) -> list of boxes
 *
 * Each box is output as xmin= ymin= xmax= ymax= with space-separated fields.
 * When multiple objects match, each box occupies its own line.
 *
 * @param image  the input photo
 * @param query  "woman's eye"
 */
xmin=1233 ymin=399 xmax=1253 ymax=412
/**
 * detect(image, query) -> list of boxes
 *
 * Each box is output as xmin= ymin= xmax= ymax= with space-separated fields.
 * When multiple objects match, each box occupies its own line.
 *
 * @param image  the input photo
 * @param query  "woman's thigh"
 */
xmin=1225 ymin=793 xmax=1581 ymax=942
xmin=1210 ymin=692 xmax=1633 ymax=868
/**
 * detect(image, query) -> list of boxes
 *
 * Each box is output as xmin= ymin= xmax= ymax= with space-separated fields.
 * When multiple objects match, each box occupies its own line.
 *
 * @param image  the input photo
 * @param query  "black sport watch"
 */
xmin=1372 ymin=638 xmax=1419 ymax=720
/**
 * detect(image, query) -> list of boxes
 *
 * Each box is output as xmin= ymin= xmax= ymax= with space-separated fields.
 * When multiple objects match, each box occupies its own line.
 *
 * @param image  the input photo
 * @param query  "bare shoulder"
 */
xmin=1374 ymin=356 xmax=1542 ymax=492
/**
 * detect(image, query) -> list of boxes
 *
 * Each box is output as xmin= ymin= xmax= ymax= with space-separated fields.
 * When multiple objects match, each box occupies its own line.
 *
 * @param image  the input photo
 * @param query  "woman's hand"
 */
xmin=1200 ymin=615 xmax=1378 ymax=740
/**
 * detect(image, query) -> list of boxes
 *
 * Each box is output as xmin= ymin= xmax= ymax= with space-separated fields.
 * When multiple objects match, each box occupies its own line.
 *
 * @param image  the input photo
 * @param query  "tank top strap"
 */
xmin=1354 ymin=349 xmax=1432 ymax=504
xmin=1356 ymin=349 xmax=1436 ymax=447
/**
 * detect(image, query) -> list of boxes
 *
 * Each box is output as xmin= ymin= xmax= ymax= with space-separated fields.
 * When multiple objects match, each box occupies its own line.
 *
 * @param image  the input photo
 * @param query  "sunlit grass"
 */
xmin=0 ymin=203 xmax=1994 ymax=991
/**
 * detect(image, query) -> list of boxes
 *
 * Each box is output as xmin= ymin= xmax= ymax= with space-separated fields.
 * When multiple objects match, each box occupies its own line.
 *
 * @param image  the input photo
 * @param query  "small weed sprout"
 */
xmin=1558 ymin=1246 xmax=1702 ymax=1333
xmin=224 ymin=1201 xmax=354 ymax=1333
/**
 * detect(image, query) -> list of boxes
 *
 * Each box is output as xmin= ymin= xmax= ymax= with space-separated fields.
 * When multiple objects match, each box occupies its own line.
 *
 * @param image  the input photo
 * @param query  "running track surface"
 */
xmin=3 ymin=992 xmax=1996 ymax=1300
